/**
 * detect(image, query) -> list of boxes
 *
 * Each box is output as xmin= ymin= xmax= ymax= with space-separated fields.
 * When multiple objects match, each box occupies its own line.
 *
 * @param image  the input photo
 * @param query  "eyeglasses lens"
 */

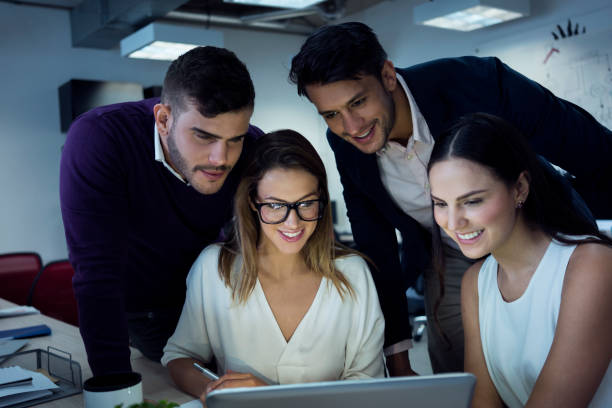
xmin=260 ymin=201 xmax=321 ymax=223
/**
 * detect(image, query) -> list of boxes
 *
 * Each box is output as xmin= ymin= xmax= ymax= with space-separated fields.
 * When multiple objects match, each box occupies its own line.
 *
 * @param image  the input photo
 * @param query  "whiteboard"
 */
xmin=477 ymin=7 xmax=612 ymax=129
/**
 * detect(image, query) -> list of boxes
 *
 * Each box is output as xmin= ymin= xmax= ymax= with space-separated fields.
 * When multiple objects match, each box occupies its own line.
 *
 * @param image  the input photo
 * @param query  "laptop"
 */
xmin=206 ymin=373 xmax=475 ymax=408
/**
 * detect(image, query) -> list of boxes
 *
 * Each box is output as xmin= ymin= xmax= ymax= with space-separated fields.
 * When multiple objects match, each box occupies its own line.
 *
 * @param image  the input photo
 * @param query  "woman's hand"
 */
xmin=200 ymin=370 xmax=267 ymax=405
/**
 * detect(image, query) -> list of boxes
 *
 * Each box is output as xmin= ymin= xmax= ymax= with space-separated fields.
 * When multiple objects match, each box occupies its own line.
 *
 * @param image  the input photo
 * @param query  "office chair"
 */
xmin=406 ymin=275 xmax=427 ymax=342
xmin=0 ymin=252 xmax=42 ymax=305
xmin=30 ymin=260 xmax=79 ymax=326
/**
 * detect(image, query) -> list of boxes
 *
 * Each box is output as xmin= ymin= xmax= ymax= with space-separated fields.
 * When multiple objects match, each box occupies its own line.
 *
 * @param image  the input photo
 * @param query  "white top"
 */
xmin=478 ymin=239 xmax=612 ymax=407
xmin=376 ymin=74 xmax=458 ymax=250
xmin=162 ymin=245 xmax=385 ymax=384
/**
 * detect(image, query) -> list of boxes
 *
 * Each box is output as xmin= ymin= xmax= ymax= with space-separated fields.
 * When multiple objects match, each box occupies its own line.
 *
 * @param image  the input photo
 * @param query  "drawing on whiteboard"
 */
xmin=477 ymin=7 xmax=612 ymax=129
xmin=539 ymin=31 xmax=612 ymax=127
xmin=550 ymin=18 xmax=586 ymax=41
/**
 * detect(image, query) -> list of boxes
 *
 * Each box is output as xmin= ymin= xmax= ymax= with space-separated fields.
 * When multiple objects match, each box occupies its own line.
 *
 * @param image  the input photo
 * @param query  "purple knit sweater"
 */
xmin=60 ymin=98 xmax=262 ymax=375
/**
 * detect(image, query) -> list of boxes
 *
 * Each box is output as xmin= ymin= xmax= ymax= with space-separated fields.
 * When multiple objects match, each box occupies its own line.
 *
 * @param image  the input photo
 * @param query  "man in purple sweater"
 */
xmin=60 ymin=46 xmax=263 ymax=375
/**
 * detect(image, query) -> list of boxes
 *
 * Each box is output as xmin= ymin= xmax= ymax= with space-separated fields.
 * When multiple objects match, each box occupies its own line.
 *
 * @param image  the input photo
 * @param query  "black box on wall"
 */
xmin=144 ymin=86 xmax=162 ymax=99
xmin=58 ymin=79 xmax=144 ymax=132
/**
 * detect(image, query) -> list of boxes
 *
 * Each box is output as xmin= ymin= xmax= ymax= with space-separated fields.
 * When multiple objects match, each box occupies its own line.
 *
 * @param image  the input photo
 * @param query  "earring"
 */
xmin=516 ymin=201 xmax=524 ymax=209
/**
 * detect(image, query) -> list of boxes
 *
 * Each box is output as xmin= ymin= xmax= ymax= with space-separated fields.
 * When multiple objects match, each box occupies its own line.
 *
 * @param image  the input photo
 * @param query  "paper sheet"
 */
xmin=0 ymin=340 xmax=28 ymax=358
xmin=0 ymin=306 xmax=39 ymax=318
xmin=0 ymin=365 xmax=59 ymax=407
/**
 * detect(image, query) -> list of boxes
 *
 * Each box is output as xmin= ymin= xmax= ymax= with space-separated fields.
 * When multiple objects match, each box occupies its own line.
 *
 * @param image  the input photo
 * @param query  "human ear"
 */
xmin=380 ymin=60 xmax=398 ymax=92
xmin=514 ymin=171 xmax=530 ymax=205
xmin=248 ymin=196 xmax=257 ymax=212
xmin=153 ymin=103 xmax=172 ymax=138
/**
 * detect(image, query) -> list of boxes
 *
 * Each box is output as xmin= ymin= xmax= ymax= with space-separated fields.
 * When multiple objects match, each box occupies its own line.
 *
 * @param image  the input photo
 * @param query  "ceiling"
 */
xmin=168 ymin=0 xmax=383 ymax=33
xmin=7 ymin=0 xmax=388 ymax=48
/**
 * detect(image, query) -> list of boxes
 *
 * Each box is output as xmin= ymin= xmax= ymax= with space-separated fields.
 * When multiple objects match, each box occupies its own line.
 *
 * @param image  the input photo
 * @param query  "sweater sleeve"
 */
xmin=342 ymin=256 xmax=386 ymax=379
xmin=60 ymin=114 xmax=132 ymax=375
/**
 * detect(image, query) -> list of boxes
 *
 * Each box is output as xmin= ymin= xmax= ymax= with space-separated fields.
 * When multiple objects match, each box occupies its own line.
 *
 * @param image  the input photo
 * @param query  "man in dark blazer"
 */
xmin=289 ymin=22 xmax=612 ymax=376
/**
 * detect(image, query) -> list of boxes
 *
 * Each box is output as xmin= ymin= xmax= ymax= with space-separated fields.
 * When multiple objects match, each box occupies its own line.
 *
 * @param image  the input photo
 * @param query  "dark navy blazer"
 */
xmin=327 ymin=56 xmax=612 ymax=347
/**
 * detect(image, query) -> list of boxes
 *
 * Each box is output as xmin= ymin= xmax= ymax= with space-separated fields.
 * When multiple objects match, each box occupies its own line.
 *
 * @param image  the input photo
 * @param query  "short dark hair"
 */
xmin=162 ymin=46 xmax=255 ymax=117
xmin=289 ymin=22 xmax=387 ymax=97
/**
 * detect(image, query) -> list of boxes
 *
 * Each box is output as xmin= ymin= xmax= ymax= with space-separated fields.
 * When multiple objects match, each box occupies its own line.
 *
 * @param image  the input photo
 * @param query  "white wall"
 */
xmin=349 ymin=0 xmax=612 ymax=67
xmin=0 ymin=3 xmax=165 ymax=263
xmin=2 ymin=0 xmax=610 ymax=263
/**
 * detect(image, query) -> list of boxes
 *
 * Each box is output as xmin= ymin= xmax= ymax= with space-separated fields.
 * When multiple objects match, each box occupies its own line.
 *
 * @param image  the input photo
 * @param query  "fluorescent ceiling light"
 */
xmin=120 ymin=22 xmax=223 ymax=61
xmin=414 ymin=0 xmax=529 ymax=31
xmin=223 ymin=0 xmax=323 ymax=9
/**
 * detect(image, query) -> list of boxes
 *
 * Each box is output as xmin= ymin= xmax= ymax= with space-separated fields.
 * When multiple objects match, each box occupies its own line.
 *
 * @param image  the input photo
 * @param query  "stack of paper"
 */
xmin=0 ymin=307 xmax=39 ymax=319
xmin=0 ymin=366 xmax=59 ymax=407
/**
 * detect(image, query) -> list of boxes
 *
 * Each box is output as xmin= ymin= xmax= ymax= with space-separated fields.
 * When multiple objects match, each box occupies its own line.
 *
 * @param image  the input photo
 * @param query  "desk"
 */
xmin=0 ymin=298 xmax=192 ymax=407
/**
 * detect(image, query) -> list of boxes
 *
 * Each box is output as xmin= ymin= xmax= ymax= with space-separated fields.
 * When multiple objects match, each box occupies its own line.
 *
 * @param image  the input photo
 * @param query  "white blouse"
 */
xmin=478 ymin=238 xmax=612 ymax=407
xmin=162 ymin=245 xmax=385 ymax=384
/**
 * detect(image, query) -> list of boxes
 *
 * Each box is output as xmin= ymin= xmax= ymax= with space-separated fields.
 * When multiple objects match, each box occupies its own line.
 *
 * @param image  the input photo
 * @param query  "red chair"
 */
xmin=30 ymin=260 xmax=79 ymax=326
xmin=0 ymin=252 xmax=42 ymax=305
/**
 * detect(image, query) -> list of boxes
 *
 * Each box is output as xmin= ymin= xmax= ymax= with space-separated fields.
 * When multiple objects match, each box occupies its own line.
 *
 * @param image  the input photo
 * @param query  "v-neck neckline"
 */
xmin=255 ymin=276 xmax=325 ymax=345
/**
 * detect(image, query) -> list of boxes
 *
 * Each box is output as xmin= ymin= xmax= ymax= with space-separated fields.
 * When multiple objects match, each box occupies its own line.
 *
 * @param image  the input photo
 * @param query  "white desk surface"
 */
xmin=0 ymin=298 xmax=193 ymax=407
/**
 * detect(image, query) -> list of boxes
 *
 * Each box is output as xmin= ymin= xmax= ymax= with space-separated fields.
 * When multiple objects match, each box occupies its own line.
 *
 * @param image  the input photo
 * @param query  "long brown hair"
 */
xmin=219 ymin=129 xmax=362 ymax=302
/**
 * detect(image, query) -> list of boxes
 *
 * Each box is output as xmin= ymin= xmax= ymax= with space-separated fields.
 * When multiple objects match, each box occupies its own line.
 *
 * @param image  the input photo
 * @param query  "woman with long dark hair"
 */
xmin=427 ymin=113 xmax=611 ymax=407
xmin=161 ymin=129 xmax=384 ymax=403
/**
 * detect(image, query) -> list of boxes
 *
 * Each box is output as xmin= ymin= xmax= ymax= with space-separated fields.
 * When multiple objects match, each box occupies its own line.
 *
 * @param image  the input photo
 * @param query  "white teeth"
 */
xmin=355 ymin=127 xmax=372 ymax=139
xmin=281 ymin=231 xmax=301 ymax=238
xmin=457 ymin=230 xmax=483 ymax=240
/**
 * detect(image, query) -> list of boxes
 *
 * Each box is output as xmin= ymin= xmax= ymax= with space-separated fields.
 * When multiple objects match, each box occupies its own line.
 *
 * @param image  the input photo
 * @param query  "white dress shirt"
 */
xmin=154 ymin=125 xmax=186 ymax=183
xmin=377 ymin=74 xmax=459 ymax=250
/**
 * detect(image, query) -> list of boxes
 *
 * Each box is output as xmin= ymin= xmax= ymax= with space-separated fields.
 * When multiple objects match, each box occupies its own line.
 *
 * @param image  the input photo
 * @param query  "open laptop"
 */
xmin=206 ymin=373 xmax=475 ymax=408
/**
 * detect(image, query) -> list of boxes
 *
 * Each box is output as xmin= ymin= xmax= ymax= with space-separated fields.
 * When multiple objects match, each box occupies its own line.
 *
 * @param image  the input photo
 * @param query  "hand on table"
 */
xmin=200 ymin=370 xmax=267 ymax=405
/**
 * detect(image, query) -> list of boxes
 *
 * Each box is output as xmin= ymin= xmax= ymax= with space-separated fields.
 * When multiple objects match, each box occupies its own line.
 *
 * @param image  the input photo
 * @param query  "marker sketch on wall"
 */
xmin=477 ymin=9 xmax=612 ymax=129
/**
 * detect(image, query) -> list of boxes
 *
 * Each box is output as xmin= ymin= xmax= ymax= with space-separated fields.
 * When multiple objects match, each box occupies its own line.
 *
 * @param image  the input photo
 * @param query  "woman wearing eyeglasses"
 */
xmin=161 ymin=129 xmax=385 ymax=403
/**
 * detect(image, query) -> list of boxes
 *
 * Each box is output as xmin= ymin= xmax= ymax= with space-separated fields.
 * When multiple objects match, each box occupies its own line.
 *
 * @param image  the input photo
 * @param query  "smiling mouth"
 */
xmin=279 ymin=230 xmax=304 ymax=242
xmin=353 ymin=124 xmax=375 ymax=140
xmin=199 ymin=169 xmax=226 ymax=180
xmin=456 ymin=230 xmax=483 ymax=240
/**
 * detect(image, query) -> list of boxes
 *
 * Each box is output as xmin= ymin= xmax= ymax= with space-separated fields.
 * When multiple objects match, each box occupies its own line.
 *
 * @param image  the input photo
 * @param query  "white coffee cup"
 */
xmin=83 ymin=372 xmax=143 ymax=408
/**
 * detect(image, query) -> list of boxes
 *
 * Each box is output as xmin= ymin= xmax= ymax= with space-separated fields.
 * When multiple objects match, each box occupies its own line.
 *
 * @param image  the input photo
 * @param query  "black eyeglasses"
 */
xmin=253 ymin=199 xmax=326 ymax=224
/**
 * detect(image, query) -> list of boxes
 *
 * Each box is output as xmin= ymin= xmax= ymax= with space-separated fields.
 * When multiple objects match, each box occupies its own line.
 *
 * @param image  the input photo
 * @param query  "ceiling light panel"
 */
xmin=223 ymin=0 xmax=324 ymax=9
xmin=120 ymin=22 xmax=224 ymax=61
xmin=414 ymin=0 xmax=529 ymax=31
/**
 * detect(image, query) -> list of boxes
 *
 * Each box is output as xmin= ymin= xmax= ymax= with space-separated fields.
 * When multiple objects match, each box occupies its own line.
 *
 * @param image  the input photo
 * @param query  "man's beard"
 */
xmin=167 ymin=124 xmax=191 ymax=183
xmin=379 ymin=92 xmax=396 ymax=150
xmin=166 ymin=124 xmax=233 ymax=191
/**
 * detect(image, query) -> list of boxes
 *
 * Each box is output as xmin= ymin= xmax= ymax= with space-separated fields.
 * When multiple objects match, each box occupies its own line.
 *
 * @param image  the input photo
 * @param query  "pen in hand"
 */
xmin=193 ymin=362 xmax=219 ymax=381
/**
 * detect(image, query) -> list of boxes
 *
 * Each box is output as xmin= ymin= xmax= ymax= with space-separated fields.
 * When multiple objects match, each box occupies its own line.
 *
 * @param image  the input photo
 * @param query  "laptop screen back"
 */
xmin=207 ymin=373 xmax=475 ymax=408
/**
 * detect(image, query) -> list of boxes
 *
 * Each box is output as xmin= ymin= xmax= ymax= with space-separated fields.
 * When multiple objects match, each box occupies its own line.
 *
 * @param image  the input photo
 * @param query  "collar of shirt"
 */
xmin=377 ymin=73 xmax=434 ymax=157
xmin=153 ymin=124 xmax=187 ymax=183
